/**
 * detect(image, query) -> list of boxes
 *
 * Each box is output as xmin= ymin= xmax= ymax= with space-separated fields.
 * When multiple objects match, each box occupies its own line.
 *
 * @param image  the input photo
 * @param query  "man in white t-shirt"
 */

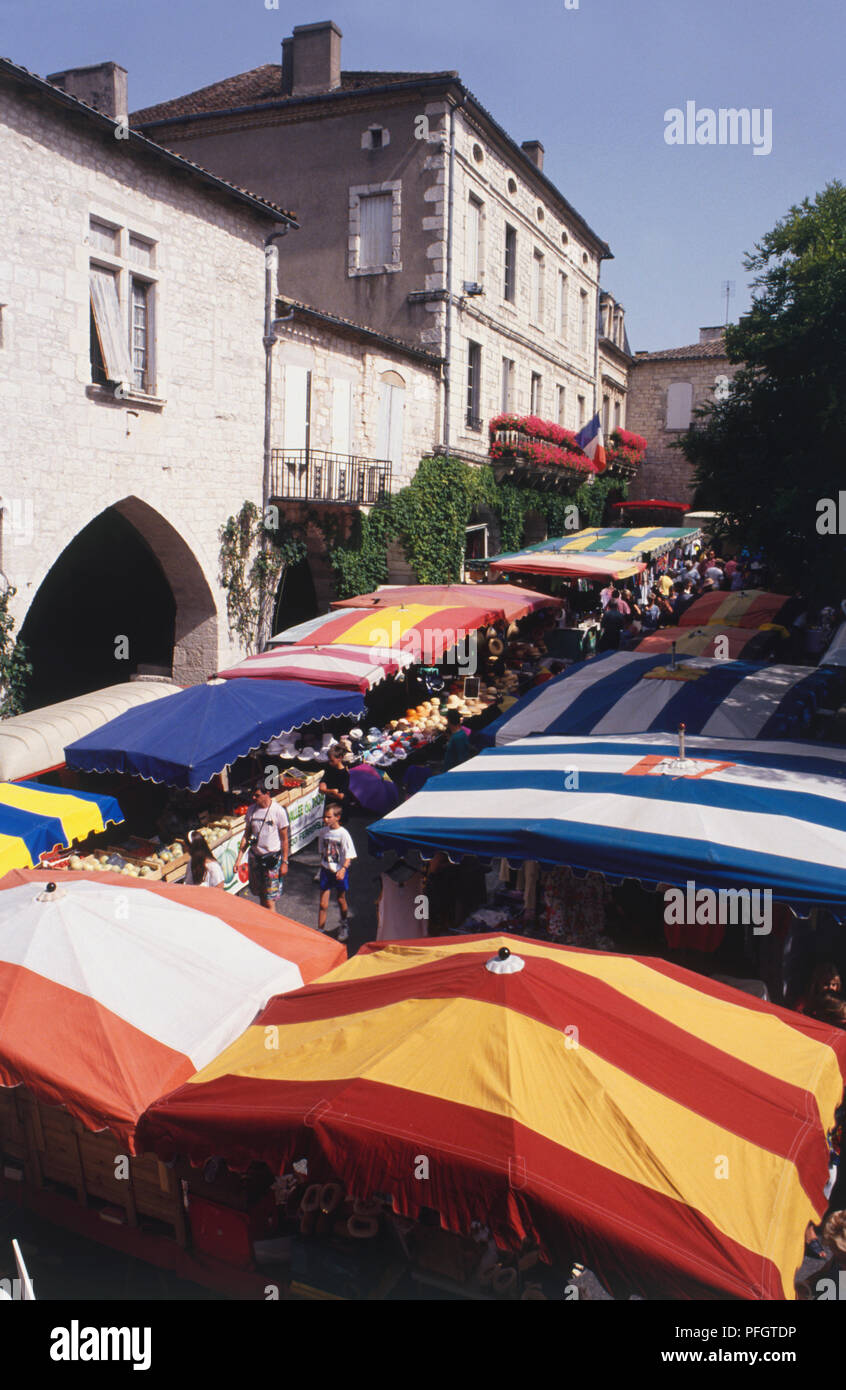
xmin=317 ymin=803 xmax=356 ymax=942
xmin=235 ymin=784 xmax=289 ymax=910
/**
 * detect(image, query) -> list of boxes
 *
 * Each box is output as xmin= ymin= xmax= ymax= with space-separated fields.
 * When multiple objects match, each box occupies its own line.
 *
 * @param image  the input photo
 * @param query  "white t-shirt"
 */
xmin=318 ymin=825 xmax=356 ymax=873
xmin=705 ymin=565 xmax=723 ymax=583
xmin=245 ymin=800 xmax=290 ymax=854
xmin=185 ymin=859 xmax=225 ymax=887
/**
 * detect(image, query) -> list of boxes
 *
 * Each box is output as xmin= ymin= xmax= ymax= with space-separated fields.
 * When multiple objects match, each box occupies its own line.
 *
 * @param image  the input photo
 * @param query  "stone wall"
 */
xmin=0 ymin=83 xmax=277 ymax=684
xmin=626 ymin=352 xmax=740 ymax=503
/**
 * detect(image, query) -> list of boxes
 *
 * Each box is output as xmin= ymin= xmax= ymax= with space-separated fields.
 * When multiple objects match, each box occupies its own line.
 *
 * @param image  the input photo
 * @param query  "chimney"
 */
xmin=291 ymin=21 xmax=342 ymax=96
xmin=699 ymin=326 xmax=725 ymax=344
xmin=47 ymin=61 xmax=127 ymax=119
xmin=521 ymin=140 xmax=544 ymax=170
xmin=280 ymin=36 xmax=294 ymax=95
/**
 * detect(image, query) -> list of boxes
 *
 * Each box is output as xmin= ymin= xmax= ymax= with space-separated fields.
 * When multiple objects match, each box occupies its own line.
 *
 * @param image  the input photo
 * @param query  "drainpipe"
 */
xmin=263 ymin=228 xmax=294 ymax=513
xmin=442 ymin=94 xmax=466 ymax=458
xmin=259 ymin=227 xmax=295 ymax=650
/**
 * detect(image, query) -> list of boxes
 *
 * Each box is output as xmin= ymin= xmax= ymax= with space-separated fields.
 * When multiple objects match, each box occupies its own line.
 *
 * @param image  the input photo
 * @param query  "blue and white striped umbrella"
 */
xmin=369 ymin=734 xmax=846 ymax=917
xmin=484 ymin=652 xmax=837 ymax=746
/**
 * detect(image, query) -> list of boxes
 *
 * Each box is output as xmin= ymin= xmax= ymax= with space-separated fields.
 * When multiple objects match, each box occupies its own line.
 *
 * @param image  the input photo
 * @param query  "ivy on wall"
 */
xmin=324 ymin=457 xmax=628 ymax=598
xmin=0 ymin=585 xmax=31 ymax=717
xmin=219 ymin=502 xmax=307 ymax=652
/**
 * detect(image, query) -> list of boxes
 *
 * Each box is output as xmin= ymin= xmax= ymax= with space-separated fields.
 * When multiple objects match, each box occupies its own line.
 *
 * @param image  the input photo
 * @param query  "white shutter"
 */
xmin=331 ymin=378 xmax=352 ymax=455
xmin=283 ymin=365 xmax=310 ymax=450
xmin=388 ymin=385 xmax=404 ymax=469
xmin=90 ymin=267 xmax=131 ymax=382
xmin=666 ymin=382 xmax=694 ymax=430
xmin=360 ymin=194 xmax=391 ymax=268
xmin=466 ymin=199 xmax=480 ymax=283
xmin=377 ymin=382 xmax=405 ymax=467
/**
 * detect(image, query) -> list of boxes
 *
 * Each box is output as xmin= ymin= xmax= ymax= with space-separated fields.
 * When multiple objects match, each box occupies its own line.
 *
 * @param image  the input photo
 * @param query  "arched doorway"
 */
xmin=20 ymin=499 xmax=218 ymax=709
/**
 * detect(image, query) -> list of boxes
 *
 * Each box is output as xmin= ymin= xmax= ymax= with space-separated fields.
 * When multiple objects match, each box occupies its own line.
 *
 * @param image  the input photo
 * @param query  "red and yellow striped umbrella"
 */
xmin=679 ymin=590 xmax=793 ymax=630
xmin=138 ymin=936 xmax=846 ymax=1300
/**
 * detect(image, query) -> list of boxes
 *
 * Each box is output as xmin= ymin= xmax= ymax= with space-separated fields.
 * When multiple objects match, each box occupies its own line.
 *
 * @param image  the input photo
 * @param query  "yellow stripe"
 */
xmin=330 ymin=604 xmax=471 ymax=648
xmin=193 ymin=995 xmax=814 ymax=1295
xmin=0 ymin=784 xmax=106 ymax=844
xmin=311 ymin=939 xmax=843 ymax=1125
xmin=557 ymin=533 xmax=598 ymax=552
xmin=0 ymin=832 xmax=35 ymax=874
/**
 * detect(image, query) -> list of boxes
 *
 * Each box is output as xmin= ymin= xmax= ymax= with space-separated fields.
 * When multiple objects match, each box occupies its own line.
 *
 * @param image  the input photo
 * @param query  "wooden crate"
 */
xmin=0 ymin=1087 xmax=186 ymax=1245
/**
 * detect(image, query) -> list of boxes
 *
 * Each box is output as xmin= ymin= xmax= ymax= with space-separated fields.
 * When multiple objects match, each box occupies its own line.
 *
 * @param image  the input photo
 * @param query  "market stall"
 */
xmin=369 ymin=734 xmax=846 ymax=917
xmin=57 ymin=679 xmax=366 ymax=888
xmin=0 ymin=679 xmax=183 ymax=783
xmin=137 ymin=934 xmax=846 ymax=1300
xmin=482 ymin=651 xmax=841 ymax=745
xmin=676 ymin=588 xmax=794 ymax=630
xmin=0 ymin=867 xmax=343 ymax=1272
xmin=0 ymin=780 xmax=124 ymax=874
xmin=329 ymin=582 xmax=563 ymax=624
xmin=635 ymin=623 xmax=787 ymax=661
xmin=216 ymin=645 xmax=412 ymax=692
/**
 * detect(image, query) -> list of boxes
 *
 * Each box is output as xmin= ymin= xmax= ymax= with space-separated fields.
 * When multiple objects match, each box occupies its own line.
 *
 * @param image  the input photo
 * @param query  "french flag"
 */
xmin=576 ymin=413 xmax=607 ymax=471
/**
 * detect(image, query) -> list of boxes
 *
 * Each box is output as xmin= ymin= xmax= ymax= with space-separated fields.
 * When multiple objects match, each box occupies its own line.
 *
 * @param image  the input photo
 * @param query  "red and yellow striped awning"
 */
xmin=138 ymin=936 xmax=846 ymax=1300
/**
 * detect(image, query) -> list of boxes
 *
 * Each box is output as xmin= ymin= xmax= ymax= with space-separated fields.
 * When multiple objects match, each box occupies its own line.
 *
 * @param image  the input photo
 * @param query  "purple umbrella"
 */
xmin=349 ymin=765 xmax=401 ymax=815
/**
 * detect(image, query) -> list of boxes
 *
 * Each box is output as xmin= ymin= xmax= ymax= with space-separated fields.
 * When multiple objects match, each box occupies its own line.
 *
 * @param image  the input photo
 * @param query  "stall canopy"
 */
xmin=329 ymin=583 xmax=562 ymax=623
xmin=609 ymin=500 xmax=690 ymax=515
xmin=216 ymin=645 xmax=412 ymax=693
xmin=534 ymin=526 xmax=700 ymax=557
xmin=64 ymin=679 xmax=365 ymax=792
xmin=635 ymin=624 xmax=781 ymax=661
xmin=0 ymin=680 xmax=183 ymax=783
xmin=0 ymin=781 xmax=124 ymax=876
xmin=138 ymin=935 xmax=846 ymax=1300
xmin=283 ymin=604 xmax=507 ymax=663
xmin=678 ymin=590 xmax=794 ymax=631
xmin=369 ymin=736 xmax=846 ymax=917
xmin=0 ymin=869 xmax=344 ymax=1150
xmin=488 ymin=551 xmax=645 ymax=581
xmin=484 ymin=652 xmax=839 ymax=746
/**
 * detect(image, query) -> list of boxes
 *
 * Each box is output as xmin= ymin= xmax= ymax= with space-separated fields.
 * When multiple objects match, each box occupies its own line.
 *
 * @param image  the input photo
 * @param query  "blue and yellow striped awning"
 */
xmin=0 ymin=780 xmax=123 ymax=873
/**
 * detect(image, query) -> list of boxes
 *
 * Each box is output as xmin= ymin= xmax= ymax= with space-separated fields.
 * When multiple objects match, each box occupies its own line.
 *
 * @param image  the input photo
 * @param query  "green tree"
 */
xmin=679 ymin=181 xmax=846 ymax=598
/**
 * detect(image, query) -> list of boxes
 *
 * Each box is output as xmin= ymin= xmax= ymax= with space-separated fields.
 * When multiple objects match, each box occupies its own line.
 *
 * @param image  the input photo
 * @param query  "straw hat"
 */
xmin=488 ymin=636 xmax=505 ymax=656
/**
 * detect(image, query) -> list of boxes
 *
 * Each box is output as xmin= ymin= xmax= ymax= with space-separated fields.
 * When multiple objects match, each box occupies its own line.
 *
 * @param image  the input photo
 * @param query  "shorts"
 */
xmin=319 ymin=866 xmax=349 ymax=895
xmin=248 ymin=851 xmax=282 ymax=901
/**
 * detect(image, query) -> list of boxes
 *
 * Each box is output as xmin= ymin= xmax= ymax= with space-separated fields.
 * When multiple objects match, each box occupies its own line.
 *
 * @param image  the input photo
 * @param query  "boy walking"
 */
xmin=317 ymin=803 xmax=356 ymax=942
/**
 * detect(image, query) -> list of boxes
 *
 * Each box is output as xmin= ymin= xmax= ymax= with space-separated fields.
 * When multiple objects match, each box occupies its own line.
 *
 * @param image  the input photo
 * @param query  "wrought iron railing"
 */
xmin=269 ymin=450 xmax=392 ymax=504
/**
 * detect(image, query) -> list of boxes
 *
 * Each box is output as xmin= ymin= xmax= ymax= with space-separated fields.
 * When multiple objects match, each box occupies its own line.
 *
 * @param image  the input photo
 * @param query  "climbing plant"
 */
xmin=0 ymin=585 xmax=31 ymax=717
xmin=323 ymin=456 xmax=627 ymax=597
xmin=219 ymin=502 xmax=307 ymax=653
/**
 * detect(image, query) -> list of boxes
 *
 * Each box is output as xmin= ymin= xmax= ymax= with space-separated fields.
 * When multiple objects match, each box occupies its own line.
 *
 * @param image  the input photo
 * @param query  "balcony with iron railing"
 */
xmin=269 ymin=450 xmax=392 ymax=505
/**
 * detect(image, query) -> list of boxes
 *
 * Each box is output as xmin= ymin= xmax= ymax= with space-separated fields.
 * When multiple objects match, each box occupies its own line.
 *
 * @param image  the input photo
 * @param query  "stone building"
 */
xmin=0 ymin=57 xmax=440 ymax=705
xmin=598 ymin=291 xmax=632 ymax=438
xmin=132 ymin=19 xmax=619 ymax=471
xmin=625 ymin=327 xmax=740 ymax=503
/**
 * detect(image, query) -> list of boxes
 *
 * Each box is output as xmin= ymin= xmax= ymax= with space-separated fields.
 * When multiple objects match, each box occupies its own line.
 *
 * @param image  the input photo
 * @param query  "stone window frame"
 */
xmin=348 ymin=181 xmax=402 ymax=277
xmin=361 ymin=125 xmax=391 ymax=150
xmin=86 ymin=210 xmax=163 ymax=406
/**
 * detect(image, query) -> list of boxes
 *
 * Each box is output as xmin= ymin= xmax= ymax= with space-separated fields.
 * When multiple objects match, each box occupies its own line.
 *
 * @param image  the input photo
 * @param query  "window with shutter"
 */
xmin=331 ymin=378 xmax=353 ymax=455
xmin=504 ymin=225 xmax=516 ymax=303
xmin=360 ymin=193 xmax=392 ymax=268
xmin=666 ymin=382 xmax=694 ymax=430
xmin=89 ymin=267 xmax=132 ymax=384
xmin=466 ymin=197 xmax=482 ymax=283
xmin=377 ymin=375 xmax=405 ymax=469
xmin=284 ymin=365 xmax=311 ymax=452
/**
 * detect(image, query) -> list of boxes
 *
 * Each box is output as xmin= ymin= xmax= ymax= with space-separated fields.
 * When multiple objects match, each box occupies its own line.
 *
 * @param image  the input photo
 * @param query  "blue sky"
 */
xmin=5 ymin=0 xmax=843 ymax=349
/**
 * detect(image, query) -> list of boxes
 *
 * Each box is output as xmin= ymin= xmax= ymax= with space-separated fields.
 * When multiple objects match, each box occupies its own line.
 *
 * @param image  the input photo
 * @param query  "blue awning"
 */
xmin=64 ymin=679 xmax=365 ymax=792
xmin=484 ymin=652 xmax=839 ymax=747
xmin=369 ymin=735 xmax=846 ymax=918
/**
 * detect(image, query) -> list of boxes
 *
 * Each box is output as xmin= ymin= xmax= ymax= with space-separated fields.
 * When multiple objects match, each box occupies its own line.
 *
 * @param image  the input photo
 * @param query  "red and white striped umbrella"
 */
xmin=0 ymin=868 xmax=344 ymax=1150
xmin=216 ymin=644 xmax=412 ymax=692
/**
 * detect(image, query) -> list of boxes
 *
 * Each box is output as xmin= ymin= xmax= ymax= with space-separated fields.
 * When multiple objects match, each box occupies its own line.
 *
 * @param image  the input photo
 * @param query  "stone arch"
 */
xmin=19 ymin=497 xmax=218 ymax=707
